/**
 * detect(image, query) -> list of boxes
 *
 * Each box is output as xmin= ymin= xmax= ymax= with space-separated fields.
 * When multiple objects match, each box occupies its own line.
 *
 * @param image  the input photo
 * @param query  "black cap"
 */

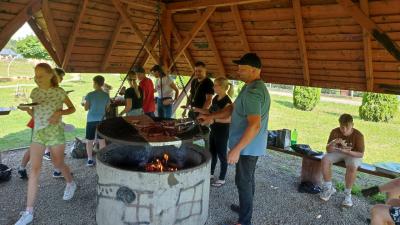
xmin=233 ymin=53 xmax=262 ymax=69
xmin=132 ymin=66 xmax=145 ymax=74
xmin=150 ymin=65 xmax=163 ymax=73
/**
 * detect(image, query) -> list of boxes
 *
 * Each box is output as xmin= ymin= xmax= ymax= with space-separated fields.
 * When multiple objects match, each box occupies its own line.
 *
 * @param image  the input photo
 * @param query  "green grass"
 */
xmin=0 ymin=66 xmax=399 ymax=164
xmin=0 ymin=59 xmax=37 ymax=78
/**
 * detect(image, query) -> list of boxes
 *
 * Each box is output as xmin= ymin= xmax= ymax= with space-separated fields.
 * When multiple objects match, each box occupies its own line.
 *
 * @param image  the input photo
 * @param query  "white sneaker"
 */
xmin=320 ymin=186 xmax=336 ymax=201
xmin=342 ymin=194 xmax=353 ymax=207
xmin=63 ymin=182 xmax=77 ymax=200
xmin=15 ymin=211 xmax=33 ymax=225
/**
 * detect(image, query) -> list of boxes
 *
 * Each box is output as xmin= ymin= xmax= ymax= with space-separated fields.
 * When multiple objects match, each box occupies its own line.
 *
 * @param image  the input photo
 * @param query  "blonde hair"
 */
xmin=214 ymin=77 xmax=234 ymax=97
xmin=35 ymin=63 xmax=59 ymax=87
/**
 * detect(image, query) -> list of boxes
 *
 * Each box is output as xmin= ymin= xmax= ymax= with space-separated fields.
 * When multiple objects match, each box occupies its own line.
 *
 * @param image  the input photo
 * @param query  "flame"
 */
xmin=145 ymin=153 xmax=177 ymax=172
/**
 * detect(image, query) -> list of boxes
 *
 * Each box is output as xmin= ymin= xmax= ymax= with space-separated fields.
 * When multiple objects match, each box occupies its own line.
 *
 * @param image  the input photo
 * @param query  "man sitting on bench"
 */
xmin=320 ymin=113 xmax=365 ymax=207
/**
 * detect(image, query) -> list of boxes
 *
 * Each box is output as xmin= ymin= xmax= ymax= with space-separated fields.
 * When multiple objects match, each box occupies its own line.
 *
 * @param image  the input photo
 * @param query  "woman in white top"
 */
xmin=150 ymin=65 xmax=179 ymax=118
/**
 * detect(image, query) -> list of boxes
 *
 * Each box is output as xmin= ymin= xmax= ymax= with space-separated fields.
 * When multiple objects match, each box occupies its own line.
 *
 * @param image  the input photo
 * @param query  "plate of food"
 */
xmin=18 ymin=103 xmax=40 ymax=109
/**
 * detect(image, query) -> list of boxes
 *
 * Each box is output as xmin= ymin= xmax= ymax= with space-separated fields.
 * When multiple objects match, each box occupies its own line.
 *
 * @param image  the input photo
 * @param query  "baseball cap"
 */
xmin=131 ymin=66 xmax=145 ymax=74
xmin=233 ymin=53 xmax=262 ymax=69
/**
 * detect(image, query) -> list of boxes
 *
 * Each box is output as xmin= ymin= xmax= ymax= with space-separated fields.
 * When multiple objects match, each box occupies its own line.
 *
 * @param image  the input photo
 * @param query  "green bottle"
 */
xmin=291 ymin=129 xmax=298 ymax=145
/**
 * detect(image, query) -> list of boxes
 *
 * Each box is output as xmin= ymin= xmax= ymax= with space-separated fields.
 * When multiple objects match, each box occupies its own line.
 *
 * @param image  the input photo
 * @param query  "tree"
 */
xmin=359 ymin=93 xmax=399 ymax=122
xmin=293 ymin=86 xmax=321 ymax=111
xmin=16 ymin=35 xmax=50 ymax=59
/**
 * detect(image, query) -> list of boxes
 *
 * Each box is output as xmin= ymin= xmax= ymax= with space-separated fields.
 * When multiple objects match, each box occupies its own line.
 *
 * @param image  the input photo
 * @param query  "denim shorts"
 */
xmin=390 ymin=207 xmax=400 ymax=225
xmin=32 ymin=124 xmax=65 ymax=147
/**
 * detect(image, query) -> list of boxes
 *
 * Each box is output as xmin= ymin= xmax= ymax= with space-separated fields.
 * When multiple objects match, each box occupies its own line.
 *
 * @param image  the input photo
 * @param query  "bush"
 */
xmin=293 ymin=86 xmax=321 ymax=111
xmin=359 ymin=93 xmax=399 ymax=122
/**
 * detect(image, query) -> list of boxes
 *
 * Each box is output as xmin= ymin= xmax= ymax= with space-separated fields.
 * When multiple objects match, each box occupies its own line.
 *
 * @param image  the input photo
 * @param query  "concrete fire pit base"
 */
xmin=96 ymin=144 xmax=211 ymax=225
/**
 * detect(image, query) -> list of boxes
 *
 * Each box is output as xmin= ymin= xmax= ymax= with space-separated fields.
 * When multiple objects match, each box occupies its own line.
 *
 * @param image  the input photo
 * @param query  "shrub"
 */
xmin=359 ymin=93 xmax=399 ymax=122
xmin=293 ymin=86 xmax=321 ymax=111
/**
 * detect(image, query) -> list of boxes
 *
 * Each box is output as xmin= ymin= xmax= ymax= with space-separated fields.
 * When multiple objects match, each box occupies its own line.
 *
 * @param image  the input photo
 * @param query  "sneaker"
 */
xmin=63 ymin=182 xmax=77 ymax=200
xmin=320 ymin=186 xmax=336 ymax=201
xmin=86 ymin=159 xmax=95 ymax=167
xmin=230 ymin=204 xmax=240 ymax=214
xmin=52 ymin=171 xmax=63 ymax=178
xmin=43 ymin=152 xmax=51 ymax=161
xmin=342 ymin=194 xmax=353 ymax=207
xmin=14 ymin=211 xmax=33 ymax=225
xmin=17 ymin=169 xmax=28 ymax=179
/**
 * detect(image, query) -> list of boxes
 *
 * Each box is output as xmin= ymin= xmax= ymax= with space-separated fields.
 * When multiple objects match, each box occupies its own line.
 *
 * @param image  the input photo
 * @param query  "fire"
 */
xmin=145 ymin=153 xmax=178 ymax=172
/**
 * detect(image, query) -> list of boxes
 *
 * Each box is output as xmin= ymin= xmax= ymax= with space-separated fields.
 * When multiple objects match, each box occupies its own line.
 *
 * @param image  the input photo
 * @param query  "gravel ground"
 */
xmin=0 ymin=146 xmax=390 ymax=225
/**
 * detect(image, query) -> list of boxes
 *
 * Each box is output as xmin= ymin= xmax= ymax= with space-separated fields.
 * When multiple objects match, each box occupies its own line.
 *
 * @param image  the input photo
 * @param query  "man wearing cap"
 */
xmin=198 ymin=53 xmax=270 ymax=225
xmin=134 ymin=66 xmax=155 ymax=117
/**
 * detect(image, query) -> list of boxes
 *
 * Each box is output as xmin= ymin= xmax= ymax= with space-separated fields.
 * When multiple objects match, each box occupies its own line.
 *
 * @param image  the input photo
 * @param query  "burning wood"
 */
xmin=145 ymin=153 xmax=178 ymax=172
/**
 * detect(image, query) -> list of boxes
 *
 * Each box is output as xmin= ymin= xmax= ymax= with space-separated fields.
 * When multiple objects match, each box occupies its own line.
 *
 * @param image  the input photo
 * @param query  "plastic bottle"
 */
xmin=291 ymin=129 xmax=298 ymax=145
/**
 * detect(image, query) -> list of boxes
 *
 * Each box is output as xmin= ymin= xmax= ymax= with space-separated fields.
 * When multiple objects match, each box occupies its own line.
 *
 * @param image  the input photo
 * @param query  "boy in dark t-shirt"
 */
xmin=183 ymin=61 xmax=214 ymax=119
xmin=320 ymin=113 xmax=365 ymax=207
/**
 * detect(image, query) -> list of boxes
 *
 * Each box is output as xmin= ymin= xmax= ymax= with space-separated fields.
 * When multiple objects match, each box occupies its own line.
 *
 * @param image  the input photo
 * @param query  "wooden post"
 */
xmin=301 ymin=158 xmax=322 ymax=186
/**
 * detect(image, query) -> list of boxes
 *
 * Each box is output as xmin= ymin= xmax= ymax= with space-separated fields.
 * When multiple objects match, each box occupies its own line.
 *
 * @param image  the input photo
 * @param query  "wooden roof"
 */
xmin=0 ymin=0 xmax=399 ymax=94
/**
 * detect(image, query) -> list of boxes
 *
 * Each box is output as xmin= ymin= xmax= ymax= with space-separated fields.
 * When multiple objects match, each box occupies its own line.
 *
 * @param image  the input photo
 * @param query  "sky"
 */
xmin=11 ymin=22 xmax=34 ymax=40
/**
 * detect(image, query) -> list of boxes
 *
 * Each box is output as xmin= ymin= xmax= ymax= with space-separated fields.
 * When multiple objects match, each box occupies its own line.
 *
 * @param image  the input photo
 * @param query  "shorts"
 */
xmin=390 ymin=207 xmax=400 ymax=225
xmin=324 ymin=152 xmax=362 ymax=168
xmin=32 ymin=124 xmax=65 ymax=147
xmin=86 ymin=121 xmax=103 ymax=140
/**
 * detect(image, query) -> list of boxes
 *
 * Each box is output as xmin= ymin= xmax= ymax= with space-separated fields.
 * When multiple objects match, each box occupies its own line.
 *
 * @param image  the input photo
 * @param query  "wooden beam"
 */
xmin=172 ymin=25 xmax=196 ymax=71
xmin=28 ymin=17 xmax=61 ymax=66
xmin=337 ymin=0 xmax=400 ymax=61
xmin=120 ymin=0 xmax=165 ymax=11
xmin=293 ymin=0 xmax=310 ymax=86
xmin=0 ymin=0 xmax=41 ymax=50
xmin=161 ymin=10 xmax=173 ymax=70
xmin=140 ymin=32 xmax=161 ymax=67
xmin=62 ymin=0 xmax=89 ymax=68
xmin=167 ymin=0 xmax=269 ymax=12
xmin=360 ymin=0 xmax=374 ymax=92
xmin=170 ymin=6 xmax=216 ymax=69
xmin=111 ymin=0 xmax=160 ymax=64
xmin=42 ymin=0 xmax=65 ymax=65
xmin=201 ymin=13 xmax=225 ymax=77
xmin=230 ymin=5 xmax=250 ymax=52
xmin=101 ymin=16 xmax=124 ymax=71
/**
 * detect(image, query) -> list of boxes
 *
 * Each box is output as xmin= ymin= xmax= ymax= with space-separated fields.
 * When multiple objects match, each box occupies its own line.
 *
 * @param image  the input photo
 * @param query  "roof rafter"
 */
xmin=140 ymin=31 xmax=161 ymax=67
xmin=42 ymin=0 xmax=65 ymax=65
xmin=169 ymin=6 xmax=216 ymax=69
xmin=337 ymin=0 xmax=400 ymax=61
xmin=200 ymin=11 xmax=225 ymax=77
xmin=101 ymin=16 xmax=124 ymax=72
xmin=120 ymin=0 xmax=165 ymax=11
xmin=161 ymin=10 xmax=173 ymax=70
xmin=167 ymin=0 xmax=269 ymax=12
xmin=360 ymin=0 xmax=374 ymax=92
xmin=230 ymin=5 xmax=250 ymax=52
xmin=111 ymin=0 xmax=160 ymax=64
xmin=293 ymin=0 xmax=310 ymax=86
xmin=171 ymin=24 xmax=196 ymax=71
xmin=0 ymin=0 xmax=41 ymax=50
xmin=62 ymin=0 xmax=89 ymax=68
xmin=28 ymin=17 xmax=61 ymax=66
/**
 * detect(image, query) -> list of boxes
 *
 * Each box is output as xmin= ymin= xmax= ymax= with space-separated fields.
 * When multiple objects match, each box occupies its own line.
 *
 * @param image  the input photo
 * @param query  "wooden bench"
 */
xmin=268 ymin=146 xmax=398 ymax=185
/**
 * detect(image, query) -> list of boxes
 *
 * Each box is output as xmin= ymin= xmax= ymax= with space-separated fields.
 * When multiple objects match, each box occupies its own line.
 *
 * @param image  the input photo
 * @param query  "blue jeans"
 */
xmin=157 ymin=99 xmax=172 ymax=118
xmin=235 ymin=155 xmax=259 ymax=225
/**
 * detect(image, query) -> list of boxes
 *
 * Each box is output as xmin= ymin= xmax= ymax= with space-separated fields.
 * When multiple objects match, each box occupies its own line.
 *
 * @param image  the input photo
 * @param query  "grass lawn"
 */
xmin=0 ymin=69 xmax=399 ymax=164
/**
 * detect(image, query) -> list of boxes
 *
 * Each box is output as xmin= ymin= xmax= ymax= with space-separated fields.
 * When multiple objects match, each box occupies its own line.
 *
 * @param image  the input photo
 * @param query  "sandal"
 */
xmin=211 ymin=179 xmax=225 ymax=187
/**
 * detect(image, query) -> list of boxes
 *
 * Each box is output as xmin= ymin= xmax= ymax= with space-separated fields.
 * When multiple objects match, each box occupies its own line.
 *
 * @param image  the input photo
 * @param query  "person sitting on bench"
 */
xmin=320 ymin=113 xmax=365 ymax=207
xmin=362 ymin=178 xmax=400 ymax=225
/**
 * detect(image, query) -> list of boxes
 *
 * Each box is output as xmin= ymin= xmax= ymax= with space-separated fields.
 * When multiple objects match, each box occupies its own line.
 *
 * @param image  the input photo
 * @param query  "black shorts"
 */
xmin=85 ymin=121 xmax=103 ymax=140
xmin=390 ymin=207 xmax=400 ymax=225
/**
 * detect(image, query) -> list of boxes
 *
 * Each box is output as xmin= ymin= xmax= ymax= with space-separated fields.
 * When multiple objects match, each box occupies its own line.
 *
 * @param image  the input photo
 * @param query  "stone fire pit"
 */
xmin=96 ymin=116 xmax=211 ymax=225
